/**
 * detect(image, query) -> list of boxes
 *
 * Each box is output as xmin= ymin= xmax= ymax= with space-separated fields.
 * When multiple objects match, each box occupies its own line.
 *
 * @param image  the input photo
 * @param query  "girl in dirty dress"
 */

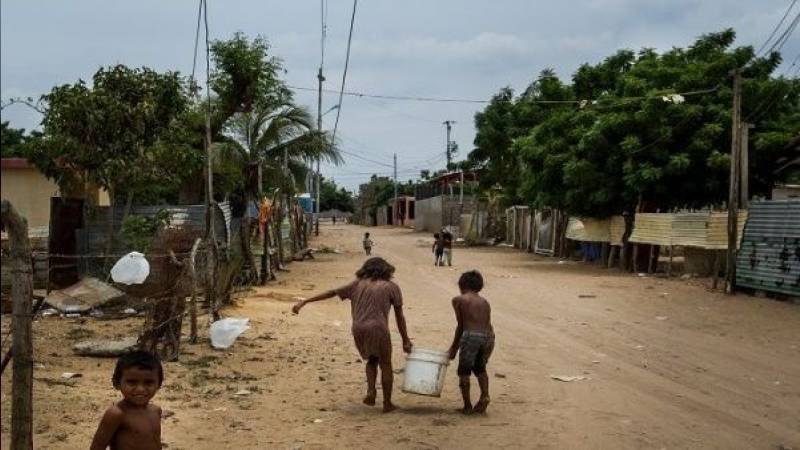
xmin=292 ymin=257 xmax=413 ymax=412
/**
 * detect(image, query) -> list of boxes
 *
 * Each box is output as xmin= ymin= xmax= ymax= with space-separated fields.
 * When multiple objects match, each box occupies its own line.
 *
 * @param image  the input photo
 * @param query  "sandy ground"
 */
xmin=2 ymin=223 xmax=799 ymax=449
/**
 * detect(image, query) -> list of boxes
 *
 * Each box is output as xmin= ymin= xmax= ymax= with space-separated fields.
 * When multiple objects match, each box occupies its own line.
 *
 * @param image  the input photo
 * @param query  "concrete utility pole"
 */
xmin=393 ymin=153 xmax=398 ymax=224
xmin=740 ymin=123 xmax=754 ymax=209
xmin=315 ymin=66 xmax=324 ymax=236
xmin=443 ymin=120 xmax=455 ymax=169
xmin=726 ymin=69 xmax=742 ymax=294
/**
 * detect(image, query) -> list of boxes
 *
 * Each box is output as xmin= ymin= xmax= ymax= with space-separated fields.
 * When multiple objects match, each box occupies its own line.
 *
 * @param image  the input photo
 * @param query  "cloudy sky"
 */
xmin=2 ymin=1 xmax=798 ymax=190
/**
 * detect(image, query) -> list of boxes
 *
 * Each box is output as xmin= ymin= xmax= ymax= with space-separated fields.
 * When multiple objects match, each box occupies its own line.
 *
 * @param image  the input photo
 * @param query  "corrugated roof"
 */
xmin=736 ymin=200 xmax=800 ymax=296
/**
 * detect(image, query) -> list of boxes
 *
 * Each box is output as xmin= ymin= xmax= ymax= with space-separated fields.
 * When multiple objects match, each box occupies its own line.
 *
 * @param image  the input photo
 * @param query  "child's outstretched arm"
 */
xmin=448 ymin=297 xmax=464 ymax=360
xmin=292 ymin=289 xmax=337 ymax=314
xmin=90 ymin=405 xmax=124 ymax=450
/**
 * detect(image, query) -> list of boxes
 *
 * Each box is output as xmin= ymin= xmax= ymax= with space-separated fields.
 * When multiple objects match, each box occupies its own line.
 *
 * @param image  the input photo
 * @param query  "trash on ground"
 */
xmin=578 ymin=294 xmax=596 ymax=298
xmin=210 ymin=318 xmax=250 ymax=349
xmin=40 ymin=308 xmax=58 ymax=317
xmin=331 ymin=320 xmax=342 ymax=327
xmin=495 ymin=372 xmax=507 ymax=378
xmin=550 ymin=375 xmax=588 ymax=382
xmin=61 ymin=372 xmax=82 ymax=379
xmin=73 ymin=336 xmax=137 ymax=357
xmin=110 ymin=252 xmax=150 ymax=285
xmin=124 ymin=308 xmax=137 ymax=314
xmin=314 ymin=245 xmax=341 ymax=254
xmin=656 ymin=316 xmax=668 ymax=321
xmin=313 ymin=419 xmax=323 ymax=424
xmin=45 ymin=277 xmax=127 ymax=313
xmin=234 ymin=389 xmax=252 ymax=396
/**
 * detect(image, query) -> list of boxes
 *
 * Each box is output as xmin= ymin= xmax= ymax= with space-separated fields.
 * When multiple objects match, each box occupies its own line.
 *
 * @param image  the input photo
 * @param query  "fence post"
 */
xmin=2 ymin=200 xmax=34 ymax=450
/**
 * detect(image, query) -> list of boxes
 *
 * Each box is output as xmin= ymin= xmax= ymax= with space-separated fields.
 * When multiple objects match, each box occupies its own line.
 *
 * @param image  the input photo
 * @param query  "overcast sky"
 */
xmin=2 ymin=1 xmax=798 ymax=190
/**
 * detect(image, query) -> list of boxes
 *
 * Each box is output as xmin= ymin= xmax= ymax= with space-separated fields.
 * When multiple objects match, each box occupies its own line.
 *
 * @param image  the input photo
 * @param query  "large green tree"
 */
xmin=470 ymin=29 xmax=800 ymax=217
xmin=32 ymin=65 xmax=196 ymax=205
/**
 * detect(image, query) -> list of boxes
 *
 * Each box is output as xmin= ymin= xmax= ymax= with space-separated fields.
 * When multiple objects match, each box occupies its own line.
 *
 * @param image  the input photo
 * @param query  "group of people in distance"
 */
xmin=91 ymin=237 xmax=493 ymax=448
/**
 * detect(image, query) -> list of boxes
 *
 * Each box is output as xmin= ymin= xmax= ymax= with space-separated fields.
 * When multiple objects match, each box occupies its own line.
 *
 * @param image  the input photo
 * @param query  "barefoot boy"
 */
xmin=448 ymin=270 xmax=494 ymax=414
xmin=432 ymin=233 xmax=443 ymax=266
xmin=363 ymin=232 xmax=373 ymax=255
xmin=90 ymin=350 xmax=164 ymax=450
xmin=293 ymin=257 xmax=413 ymax=412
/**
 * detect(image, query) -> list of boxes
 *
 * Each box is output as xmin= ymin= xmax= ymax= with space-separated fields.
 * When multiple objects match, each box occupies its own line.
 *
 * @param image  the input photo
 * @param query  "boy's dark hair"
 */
xmin=364 ymin=232 xmax=370 ymax=237
xmin=434 ymin=233 xmax=440 ymax=239
xmin=356 ymin=257 xmax=395 ymax=280
xmin=458 ymin=270 xmax=484 ymax=292
xmin=112 ymin=350 xmax=164 ymax=388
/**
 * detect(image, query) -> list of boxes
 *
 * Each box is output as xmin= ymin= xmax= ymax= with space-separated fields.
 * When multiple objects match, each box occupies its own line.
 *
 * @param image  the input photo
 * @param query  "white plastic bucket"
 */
xmin=402 ymin=348 xmax=449 ymax=397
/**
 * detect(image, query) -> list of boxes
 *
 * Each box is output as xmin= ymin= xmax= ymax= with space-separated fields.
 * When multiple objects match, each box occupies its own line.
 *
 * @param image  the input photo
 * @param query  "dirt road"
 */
xmin=2 ymin=224 xmax=799 ymax=449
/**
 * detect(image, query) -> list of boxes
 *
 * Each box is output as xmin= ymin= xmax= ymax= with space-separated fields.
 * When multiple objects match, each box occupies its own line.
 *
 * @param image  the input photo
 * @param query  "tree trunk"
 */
xmin=274 ymin=197 xmax=285 ymax=269
xmin=619 ymin=213 xmax=634 ymax=272
xmin=2 ymin=200 xmax=34 ymax=450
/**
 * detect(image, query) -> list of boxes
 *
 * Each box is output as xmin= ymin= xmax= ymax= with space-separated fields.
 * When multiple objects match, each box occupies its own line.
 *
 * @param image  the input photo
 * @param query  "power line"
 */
xmin=764 ymin=11 xmax=800 ymax=56
xmin=190 ymin=0 xmax=203 ymax=85
xmin=290 ymin=84 xmax=720 ymax=106
xmin=756 ymin=0 xmax=799 ymax=56
xmin=329 ymin=0 xmax=358 ymax=149
xmin=338 ymin=148 xmax=394 ymax=168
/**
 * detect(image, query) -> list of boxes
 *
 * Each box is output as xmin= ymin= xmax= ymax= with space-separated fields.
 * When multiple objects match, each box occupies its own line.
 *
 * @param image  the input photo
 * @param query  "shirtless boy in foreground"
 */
xmin=448 ymin=270 xmax=495 ymax=414
xmin=90 ymin=351 xmax=163 ymax=450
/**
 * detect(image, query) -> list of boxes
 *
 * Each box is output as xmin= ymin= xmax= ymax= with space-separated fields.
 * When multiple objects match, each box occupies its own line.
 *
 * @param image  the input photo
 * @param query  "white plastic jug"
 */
xmin=402 ymin=348 xmax=449 ymax=397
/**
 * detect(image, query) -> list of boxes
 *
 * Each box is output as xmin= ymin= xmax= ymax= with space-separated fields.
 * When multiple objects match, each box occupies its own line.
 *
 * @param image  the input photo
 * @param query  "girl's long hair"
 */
xmin=355 ymin=257 xmax=395 ymax=281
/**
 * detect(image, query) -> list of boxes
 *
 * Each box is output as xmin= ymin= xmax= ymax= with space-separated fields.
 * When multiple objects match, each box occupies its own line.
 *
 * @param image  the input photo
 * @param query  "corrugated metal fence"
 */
xmin=736 ymin=200 xmax=800 ymax=297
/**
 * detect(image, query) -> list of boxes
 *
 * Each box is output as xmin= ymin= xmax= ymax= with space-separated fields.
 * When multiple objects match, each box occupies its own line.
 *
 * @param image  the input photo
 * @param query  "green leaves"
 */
xmin=470 ymin=28 xmax=799 ymax=215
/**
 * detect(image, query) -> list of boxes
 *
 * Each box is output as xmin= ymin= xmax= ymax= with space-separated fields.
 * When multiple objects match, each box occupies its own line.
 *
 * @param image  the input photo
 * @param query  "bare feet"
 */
xmin=473 ymin=396 xmax=490 ymax=414
xmin=363 ymin=389 xmax=377 ymax=406
xmin=382 ymin=402 xmax=397 ymax=413
xmin=460 ymin=405 xmax=473 ymax=415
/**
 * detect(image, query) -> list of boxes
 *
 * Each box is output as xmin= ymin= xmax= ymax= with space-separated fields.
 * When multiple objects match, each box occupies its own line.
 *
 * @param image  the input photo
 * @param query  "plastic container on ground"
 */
xmin=210 ymin=318 xmax=250 ymax=349
xmin=402 ymin=348 xmax=450 ymax=397
xmin=110 ymin=252 xmax=150 ymax=285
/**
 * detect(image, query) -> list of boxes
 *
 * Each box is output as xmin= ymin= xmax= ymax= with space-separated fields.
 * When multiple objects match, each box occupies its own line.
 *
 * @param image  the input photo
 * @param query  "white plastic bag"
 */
xmin=210 ymin=318 xmax=250 ymax=349
xmin=110 ymin=252 xmax=150 ymax=285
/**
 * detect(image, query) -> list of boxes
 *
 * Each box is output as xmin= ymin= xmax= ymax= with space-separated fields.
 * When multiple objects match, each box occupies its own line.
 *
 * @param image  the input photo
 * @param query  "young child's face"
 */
xmin=117 ymin=366 xmax=160 ymax=406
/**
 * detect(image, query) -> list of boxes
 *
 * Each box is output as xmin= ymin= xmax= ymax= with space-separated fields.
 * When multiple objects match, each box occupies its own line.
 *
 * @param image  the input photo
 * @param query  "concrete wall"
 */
xmin=415 ymin=195 xmax=476 ymax=233
xmin=414 ymin=195 xmax=443 ymax=232
xmin=1 ymin=166 xmax=59 ymax=228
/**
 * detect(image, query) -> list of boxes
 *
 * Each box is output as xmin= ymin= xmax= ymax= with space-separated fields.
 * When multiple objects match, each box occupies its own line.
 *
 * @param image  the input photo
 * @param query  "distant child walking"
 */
xmin=448 ymin=270 xmax=494 ymax=414
xmin=292 ymin=257 xmax=413 ymax=412
xmin=432 ymin=233 xmax=444 ymax=266
xmin=363 ymin=232 xmax=373 ymax=255
xmin=90 ymin=350 xmax=164 ymax=450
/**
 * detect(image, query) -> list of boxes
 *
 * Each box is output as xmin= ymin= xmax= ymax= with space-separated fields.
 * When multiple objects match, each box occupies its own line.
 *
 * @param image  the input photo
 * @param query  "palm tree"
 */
xmin=225 ymin=102 xmax=342 ymax=282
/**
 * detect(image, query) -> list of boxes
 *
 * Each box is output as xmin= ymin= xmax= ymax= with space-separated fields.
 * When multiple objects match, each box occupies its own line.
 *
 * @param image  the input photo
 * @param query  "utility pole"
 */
xmin=315 ymin=67 xmax=324 ymax=236
xmin=443 ymin=120 xmax=455 ymax=169
xmin=459 ymin=170 xmax=464 ymax=206
xmin=726 ymin=69 xmax=742 ymax=295
xmin=740 ymin=123 xmax=753 ymax=209
xmin=393 ymin=152 xmax=398 ymax=224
